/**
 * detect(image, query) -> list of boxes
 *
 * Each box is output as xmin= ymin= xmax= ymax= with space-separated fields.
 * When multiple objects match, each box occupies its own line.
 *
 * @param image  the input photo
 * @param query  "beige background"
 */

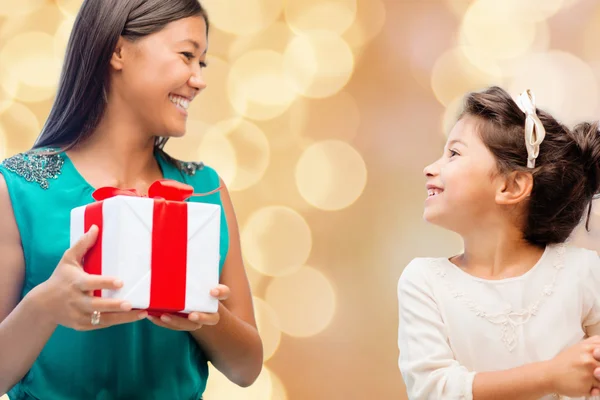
xmin=1 ymin=0 xmax=600 ymax=399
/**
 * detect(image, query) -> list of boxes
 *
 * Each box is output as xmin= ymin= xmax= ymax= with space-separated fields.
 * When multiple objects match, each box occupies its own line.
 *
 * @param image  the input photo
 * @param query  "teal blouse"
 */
xmin=0 ymin=148 xmax=229 ymax=400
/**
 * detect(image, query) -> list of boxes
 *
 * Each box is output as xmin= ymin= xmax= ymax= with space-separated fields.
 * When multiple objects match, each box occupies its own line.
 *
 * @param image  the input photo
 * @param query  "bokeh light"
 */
xmin=293 ymin=91 xmax=361 ymax=142
xmin=0 ymin=125 xmax=6 ymax=160
xmin=0 ymin=102 xmax=41 ymax=156
xmin=295 ymin=140 xmax=367 ymax=211
xmin=459 ymin=0 xmax=537 ymax=61
xmin=202 ymin=0 xmax=283 ymax=36
xmin=228 ymin=21 xmax=294 ymax=61
xmin=253 ymin=296 xmax=282 ymax=361
xmin=507 ymin=51 xmax=599 ymax=125
xmin=0 ymin=3 xmax=64 ymax=41
xmin=342 ymin=0 xmax=386 ymax=50
xmin=241 ymin=206 xmax=312 ymax=277
xmin=0 ymin=0 xmax=45 ymax=17
xmin=53 ymin=16 xmax=75 ymax=63
xmin=265 ymin=266 xmax=336 ymax=337
xmin=195 ymin=121 xmax=237 ymax=187
xmin=269 ymin=370 xmax=288 ymax=400
xmin=207 ymin=118 xmax=270 ymax=191
xmin=56 ymin=0 xmax=83 ymax=18
xmin=228 ymin=50 xmax=297 ymax=121
xmin=283 ymin=31 xmax=355 ymax=99
xmin=284 ymin=0 xmax=357 ymax=35
xmin=442 ymin=97 xmax=466 ymax=137
xmin=0 ymin=32 xmax=61 ymax=103
xmin=431 ymin=46 xmax=503 ymax=106
xmin=203 ymin=364 xmax=274 ymax=399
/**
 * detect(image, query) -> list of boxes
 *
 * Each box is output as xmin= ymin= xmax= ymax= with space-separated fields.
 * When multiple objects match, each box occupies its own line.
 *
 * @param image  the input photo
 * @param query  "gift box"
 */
xmin=69 ymin=180 xmax=221 ymax=315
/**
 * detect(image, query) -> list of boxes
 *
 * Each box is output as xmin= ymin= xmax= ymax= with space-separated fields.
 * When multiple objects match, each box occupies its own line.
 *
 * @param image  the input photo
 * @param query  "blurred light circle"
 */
xmin=507 ymin=51 xmax=598 ymax=125
xmin=285 ymin=0 xmax=357 ymax=35
xmin=0 ymin=125 xmax=6 ymax=160
xmin=342 ymin=0 xmax=386 ymax=49
xmin=296 ymin=140 xmax=367 ymax=211
xmin=203 ymin=364 xmax=273 ymax=399
xmin=228 ymin=50 xmax=297 ymax=121
xmin=0 ymin=32 xmax=61 ymax=89
xmin=442 ymin=97 xmax=466 ymax=138
xmin=196 ymin=124 xmax=237 ymax=187
xmin=516 ymin=0 xmax=567 ymax=21
xmin=270 ymin=369 xmax=289 ymax=400
xmin=164 ymin=118 xmax=210 ymax=160
xmin=444 ymin=0 xmax=474 ymax=18
xmin=0 ymin=102 xmax=41 ymax=154
xmin=54 ymin=17 xmax=75 ymax=65
xmin=228 ymin=21 xmax=294 ymax=61
xmin=202 ymin=0 xmax=282 ymax=36
xmin=252 ymin=297 xmax=281 ymax=361
xmin=56 ymin=0 xmax=83 ymax=18
xmin=207 ymin=118 xmax=270 ymax=191
xmin=297 ymin=91 xmax=361 ymax=142
xmin=265 ymin=266 xmax=336 ymax=337
xmin=0 ymin=0 xmax=45 ymax=17
xmin=283 ymin=31 xmax=354 ymax=99
xmin=190 ymin=55 xmax=239 ymax=125
xmin=583 ymin=4 xmax=600 ymax=62
xmin=242 ymin=206 xmax=312 ymax=277
xmin=430 ymin=46 xmax=503 ymax=106
xmin=460 ymin=0 xmax=536 ymax=61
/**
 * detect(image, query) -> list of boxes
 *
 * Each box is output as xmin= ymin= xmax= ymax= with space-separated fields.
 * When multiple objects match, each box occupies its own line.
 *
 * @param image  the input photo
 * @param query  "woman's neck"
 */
xmin=66 ymin=103 xmax=164 ymax=190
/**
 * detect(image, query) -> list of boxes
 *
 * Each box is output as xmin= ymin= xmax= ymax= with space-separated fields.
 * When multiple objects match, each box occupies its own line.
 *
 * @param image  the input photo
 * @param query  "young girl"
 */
xmin=398 ymin=86 xmax=600 ymax=400
xmin=0 ymin=1 xmax=262 ymax=399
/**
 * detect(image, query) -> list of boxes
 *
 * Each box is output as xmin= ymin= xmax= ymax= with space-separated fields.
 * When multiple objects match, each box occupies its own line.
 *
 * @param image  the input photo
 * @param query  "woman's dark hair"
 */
xmin=460 ymin=86 xmax=600 ymax=247
xmin=33 ymin=0 xmax=209 ymax=164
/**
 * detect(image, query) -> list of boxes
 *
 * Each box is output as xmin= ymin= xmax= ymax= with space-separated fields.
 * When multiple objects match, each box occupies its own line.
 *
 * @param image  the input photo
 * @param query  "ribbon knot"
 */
xmin=92 ymin=179 xmax=221 ymax=202
xmin=516 ymin=89 xmax=546 ymax=169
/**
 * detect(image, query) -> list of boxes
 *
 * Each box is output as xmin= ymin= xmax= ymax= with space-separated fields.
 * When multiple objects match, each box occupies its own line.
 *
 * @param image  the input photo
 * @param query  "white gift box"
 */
xmin=70 ymin=195 xmax=221 ymax=314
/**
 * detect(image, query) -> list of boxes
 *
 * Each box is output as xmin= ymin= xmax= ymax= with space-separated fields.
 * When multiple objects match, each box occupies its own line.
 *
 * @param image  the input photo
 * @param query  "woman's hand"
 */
xmin=37 ymin=225 xmax=147 ymax=330
xmin=146 ymin=284 xmax=230 ymax=331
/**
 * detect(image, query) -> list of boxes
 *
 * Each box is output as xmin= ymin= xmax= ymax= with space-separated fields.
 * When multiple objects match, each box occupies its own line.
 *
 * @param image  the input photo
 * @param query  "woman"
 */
xmin=0 ymin=0 xmax=263 ymax=399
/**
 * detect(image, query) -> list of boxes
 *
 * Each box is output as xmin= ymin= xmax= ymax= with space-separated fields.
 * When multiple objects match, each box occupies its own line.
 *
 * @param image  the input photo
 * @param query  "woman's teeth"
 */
xmin=427 ymin=189 xmax=442 ymax=197
xmin=169 ymin=95 xmax=190 ymax=110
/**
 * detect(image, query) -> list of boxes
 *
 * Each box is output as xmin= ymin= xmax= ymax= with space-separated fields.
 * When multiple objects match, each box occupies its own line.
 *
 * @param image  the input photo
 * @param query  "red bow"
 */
xmin=92 ymin=179 xmax=203 ymax=202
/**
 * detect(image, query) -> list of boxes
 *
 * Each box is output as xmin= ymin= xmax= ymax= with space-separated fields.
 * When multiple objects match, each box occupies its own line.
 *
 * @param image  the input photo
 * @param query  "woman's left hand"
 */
xmin=147 ymin=284 xmax=230 ymax=331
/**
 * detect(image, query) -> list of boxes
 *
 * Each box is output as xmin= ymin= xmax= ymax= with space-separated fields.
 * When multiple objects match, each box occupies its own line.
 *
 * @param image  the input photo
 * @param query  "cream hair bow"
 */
xmin=516 ymin=89 xmax=546 ymax=168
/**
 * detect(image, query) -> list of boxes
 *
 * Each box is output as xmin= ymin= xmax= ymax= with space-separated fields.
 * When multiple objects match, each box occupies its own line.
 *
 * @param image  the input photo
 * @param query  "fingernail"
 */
xmin=190 ymin=313 xmax=199 ymax=321
xmin=114 ymin=279 xmax=123 ymax=287
xmin=138 ymin=312 xmax=148 ymax=319
xmin=161 ymin=315 xmax=171 ymax=322
xmin=120 ymin=302 xmax=132 ymax=311
xmin=147 ymin=315 xmax=155 ymax=321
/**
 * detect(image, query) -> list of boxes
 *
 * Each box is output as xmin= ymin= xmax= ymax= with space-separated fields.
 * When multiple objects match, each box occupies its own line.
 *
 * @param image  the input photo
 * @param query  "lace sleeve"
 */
xmin=398 ymin=259 xmax=476 ymax=400
xmin=582 ymin=249 xmax=600 ymax=336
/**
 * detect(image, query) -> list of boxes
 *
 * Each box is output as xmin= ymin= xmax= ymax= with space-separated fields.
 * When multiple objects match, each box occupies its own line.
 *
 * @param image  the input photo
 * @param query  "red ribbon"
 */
xmin=83 ymin=179 xmax=220 ymax=313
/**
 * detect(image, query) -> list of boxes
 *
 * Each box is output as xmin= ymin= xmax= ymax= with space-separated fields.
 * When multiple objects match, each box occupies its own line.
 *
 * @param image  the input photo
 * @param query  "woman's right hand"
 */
xmin=546 ymin=335 xmax=600 ymax=397
xmin=35 ymin=225 xmax=147 ymax=331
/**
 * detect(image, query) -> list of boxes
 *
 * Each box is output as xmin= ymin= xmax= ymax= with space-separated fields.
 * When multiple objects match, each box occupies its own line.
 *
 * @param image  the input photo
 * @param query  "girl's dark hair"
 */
xmin=460 ymin=86 xmax=600 ymax=247
xmin=33 ymin=0 xmax=209 ymax=164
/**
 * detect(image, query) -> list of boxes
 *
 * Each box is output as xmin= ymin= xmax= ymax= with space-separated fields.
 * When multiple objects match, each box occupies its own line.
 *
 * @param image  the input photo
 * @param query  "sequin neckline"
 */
xmin=59 ymin=150 xmax=169 ymax=192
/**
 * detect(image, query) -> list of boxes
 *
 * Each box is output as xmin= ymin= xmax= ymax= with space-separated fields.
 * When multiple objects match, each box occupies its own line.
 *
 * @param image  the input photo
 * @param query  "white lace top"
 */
xmin=397 ymin=244 xmax=600 ymax=400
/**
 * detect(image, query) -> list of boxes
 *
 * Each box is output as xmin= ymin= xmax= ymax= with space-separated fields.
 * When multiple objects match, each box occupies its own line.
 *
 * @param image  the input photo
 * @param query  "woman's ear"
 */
xmin=110 ymin=37 xmax=127 ymax=71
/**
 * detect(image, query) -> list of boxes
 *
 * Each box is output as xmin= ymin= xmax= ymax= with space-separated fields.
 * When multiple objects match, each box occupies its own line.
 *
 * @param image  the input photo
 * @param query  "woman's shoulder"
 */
xmin=159 ymin=152 xmax=223 ymax=204
xmin=0 ymin=147 xmax=65 ymax=190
